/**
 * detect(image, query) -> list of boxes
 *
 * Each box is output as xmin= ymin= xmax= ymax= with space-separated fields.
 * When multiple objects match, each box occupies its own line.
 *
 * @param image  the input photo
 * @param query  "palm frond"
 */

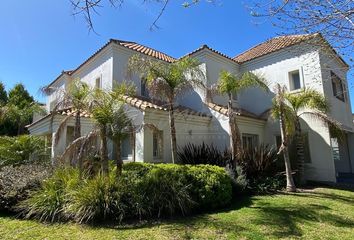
xmin=286 ymin=88 xmax=329 ymax=113
xmin=299 ymin=111 xmax=344 ymax=139
xmin=59 ymin=130 xmax=99 ymax=165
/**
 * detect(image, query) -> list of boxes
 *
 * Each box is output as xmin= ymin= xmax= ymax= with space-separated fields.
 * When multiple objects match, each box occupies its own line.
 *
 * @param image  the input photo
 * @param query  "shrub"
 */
xmin=234 ymin=144 xmax=284 ymax=194
xmin=0 ymin=135 xmax=48 ymax=167
xmin=20 ymin=163 xmax=233 ymax=223
xmin=178 ymin=142 xmax=231 ymax=167
xmin=66 ymin=172 xmax=121 ymax=223
xmin=18 ymin=168 xmax=80 ymax=222
xmin=236 ymin=144 xmax=279 ymax=178
xmin=0 ymin=164 xmax=52 ymax=212
xmin=137 ymin=164 xmax=194 ymax=218
xmin=186 ymin=165 xmax=232 ymax=210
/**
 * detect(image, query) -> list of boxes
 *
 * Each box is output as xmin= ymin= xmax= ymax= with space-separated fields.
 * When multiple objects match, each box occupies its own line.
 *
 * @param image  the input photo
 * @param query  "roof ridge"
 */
xmin=233 ymin=33 xmax=319 ymax=63
xmin=180 ymin=44 xmax=236 ymax=62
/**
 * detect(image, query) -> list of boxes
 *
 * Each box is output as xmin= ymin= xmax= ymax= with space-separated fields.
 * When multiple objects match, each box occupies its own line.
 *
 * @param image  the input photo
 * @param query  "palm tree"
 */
xmin=272 ymin=84 xmax=297 ymax=192
xmin=44 ymin=79 xmax=90 ymax=166
xmin=89 ymin=84 xmax=135 ymax=175
xmin=273 ymin=87 xmax=342 ymax=185
xmin=213 ymin=70 xmax=269 ymax=166
xmin=128 ymin=55 xmax=205 ymax=164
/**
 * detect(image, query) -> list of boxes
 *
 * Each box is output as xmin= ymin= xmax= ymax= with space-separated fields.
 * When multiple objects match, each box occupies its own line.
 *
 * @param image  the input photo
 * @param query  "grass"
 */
xmin=1 ymin=187 xmax=353 ymax=239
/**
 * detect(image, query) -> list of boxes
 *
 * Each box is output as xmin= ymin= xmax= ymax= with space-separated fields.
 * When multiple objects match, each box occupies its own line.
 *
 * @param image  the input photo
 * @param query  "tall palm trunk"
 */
xmin=168 ymin=101 xmax=177 ymax=164
xmin=115 ymin=138 xmax=123 ymax=176
xmin=295 ymin=118 xmax=306 ymax=185
xmin=74 ymin=110 xmax=81 ymax=139
xmin=228 ymin=94 xmax=241 ymax=167
xmin=100 ymin=126 xmax=109 ymax=175
xmin=72 ymin=110 xmax=81 ymax=167
xmin=279 ymin=101 xmax=296 ymax=192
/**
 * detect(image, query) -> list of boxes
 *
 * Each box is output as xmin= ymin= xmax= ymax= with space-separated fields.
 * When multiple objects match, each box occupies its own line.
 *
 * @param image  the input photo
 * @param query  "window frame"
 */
xmin=331 ymin=71 xmax=345 ymax=102
xmin=288 ymin=69 xmax=302 ymax=92
xmin=242 ymin=133 xmax=259 ymax=150
xmin=152 ymin=130 xmax=163 ymax=159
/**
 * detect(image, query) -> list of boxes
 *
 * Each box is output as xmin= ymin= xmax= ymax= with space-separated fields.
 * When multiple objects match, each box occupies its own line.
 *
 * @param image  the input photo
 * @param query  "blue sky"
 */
xmin=0 ymin=1 xmax=353 ymax=110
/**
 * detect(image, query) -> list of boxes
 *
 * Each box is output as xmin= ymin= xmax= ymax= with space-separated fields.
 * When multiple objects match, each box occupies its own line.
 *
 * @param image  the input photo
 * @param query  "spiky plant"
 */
xmin=212 ymin=70 xmax=269 ymax=166
xmin=128 ymin=55 xmax=205 ymax=163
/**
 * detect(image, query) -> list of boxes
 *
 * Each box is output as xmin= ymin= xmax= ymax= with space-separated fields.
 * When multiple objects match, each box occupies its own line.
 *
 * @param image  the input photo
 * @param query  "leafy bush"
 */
xmin=186 ymin=165 xmax=232 ymax=210
xmin=0 ymin=164 xmax=51 ymax=212
xmin=178 ymin=142 xmax=231 ymax=167
xmin=20 ymin=163 xmax=233 ymax=223
xmin=0 ymin=135 xmax=48 ymax=167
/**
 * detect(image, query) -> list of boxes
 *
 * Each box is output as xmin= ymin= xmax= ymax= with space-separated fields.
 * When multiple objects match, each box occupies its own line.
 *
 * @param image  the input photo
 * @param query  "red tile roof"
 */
xmin=122 ymin=95 xmax=211 ymax=118
xmin=233 ymin=34 xmax=319 ymax=63
xmin=112 ymin=39 xmax=176 ymax=63
xmin=180 ymin=44 xmax=236 ymax=62
xmin=206 ymin=102 xmax=267 ymax=120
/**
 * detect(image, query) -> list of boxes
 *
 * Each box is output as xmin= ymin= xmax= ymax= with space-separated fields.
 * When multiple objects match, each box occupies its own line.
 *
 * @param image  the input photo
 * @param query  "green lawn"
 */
xmin=1 ymin=187 xmax=353 ymax=239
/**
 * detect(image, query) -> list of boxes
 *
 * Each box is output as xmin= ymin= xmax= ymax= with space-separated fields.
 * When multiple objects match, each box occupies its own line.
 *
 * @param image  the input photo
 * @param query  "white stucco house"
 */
xmin=28 ymin=33 xmax=354 ymax=183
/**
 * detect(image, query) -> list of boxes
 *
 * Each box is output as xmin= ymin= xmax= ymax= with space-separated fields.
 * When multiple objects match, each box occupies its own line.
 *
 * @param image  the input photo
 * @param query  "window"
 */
xmin=242 ymin=134 xmax=259 ymax=150
xmin=331 ymin=138 xmax=340 ymax=161
xmin=66 ymin=126 xmax=75 ymax=147
xmin=331 ymin=72 xmax=345 ymax=102
xmin=153 ymin=130 xmax=163 ymax=159
xmin=95 ymin=77 xmax=101 ymax=89
xmin=121 ymin=137 xmax=133 ymax=160
xmin=289 ymin=70 xmax=301 ymax=91
xmin=141 ymin=78 xmax=149 ymax=98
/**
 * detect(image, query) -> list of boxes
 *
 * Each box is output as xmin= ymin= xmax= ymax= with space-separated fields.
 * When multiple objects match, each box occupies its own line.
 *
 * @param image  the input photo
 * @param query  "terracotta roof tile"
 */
xmin=233 ymin=34 xmax=318 ymax=63
xmin=206 ymin=102 xmax=266 ymax=120
xmin=112 ymin=39 xmax=176 ymax=63
xmin=122 ymin=95 xmax=212 ymax=119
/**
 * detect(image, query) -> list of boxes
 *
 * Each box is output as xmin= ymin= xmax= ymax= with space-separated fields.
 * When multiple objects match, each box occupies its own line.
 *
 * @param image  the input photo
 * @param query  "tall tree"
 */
xmin=213 ymin=70 xmax=268 ymax=166
xmin=273 ymin=88 xmax=342 ymax=184
xmin=128 ymin=55 xmax=205 ymax=164
xmin=0 ymin=83 xmax=43 ymax=135
xmin=0 ymin=82 xmax=8 ymax=105
xmin=8 ymin=83 xmax=34 ymax=109
xmin=272 ymin=84 xmax=297 ymax=192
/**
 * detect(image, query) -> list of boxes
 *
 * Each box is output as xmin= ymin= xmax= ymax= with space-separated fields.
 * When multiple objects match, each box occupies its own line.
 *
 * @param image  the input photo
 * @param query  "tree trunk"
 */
xmin=100 ymin=126 xmax=109 ymax=176
xmin=228 ymin=94 xmax=241 ymax=167
xmin=279 ymin=102 xmax=296 ymax=192
xmin=168 ymin=101 xmax=177 ymax=164
xmin=74 ymin=110 xmax=81 ymax=139
xmin=115 ymin=139 xmax=123 ymax=176
xmin=295 ymin=118 xmax=306 ymax=185
xmin=72 ymin=111 xmax=81 ymax=167
xmin=130 ymin=126 xmax=136 ymax=162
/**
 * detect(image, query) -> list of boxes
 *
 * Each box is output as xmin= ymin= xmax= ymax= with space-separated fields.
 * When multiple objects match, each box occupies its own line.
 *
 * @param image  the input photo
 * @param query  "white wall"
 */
xmin=72 ymin=46 xmax=114 ymax=91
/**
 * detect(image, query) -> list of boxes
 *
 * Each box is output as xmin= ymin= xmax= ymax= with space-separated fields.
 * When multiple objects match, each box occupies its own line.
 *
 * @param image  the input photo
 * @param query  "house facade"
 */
xmin=28 ymin=34 xmax=354 ymax=183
